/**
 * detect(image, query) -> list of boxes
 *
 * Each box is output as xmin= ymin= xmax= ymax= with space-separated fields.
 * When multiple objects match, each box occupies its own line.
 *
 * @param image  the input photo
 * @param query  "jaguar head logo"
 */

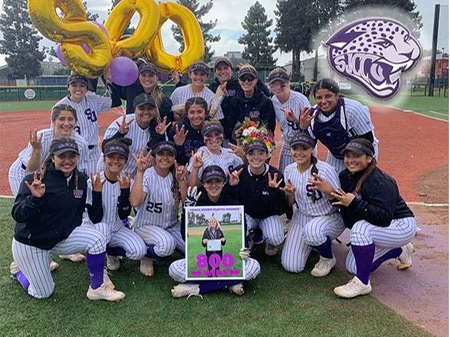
xmin=326 ymin=18 xmax=422 ymax=99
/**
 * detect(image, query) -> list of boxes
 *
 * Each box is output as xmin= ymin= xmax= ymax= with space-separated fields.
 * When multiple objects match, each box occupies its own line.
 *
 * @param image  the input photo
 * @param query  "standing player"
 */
xmin=55 ymin=74 xmax=114 ymax=175
xmin=130 ymin=141 xmax=187 ymax=276
xmin=84 ymin=137 xmax=147 ymax=272
xmin=323 ymin=139 xmax=416 ymax=298
xmin=11 ymin=138 xmax=125 ymax=301
xmin=298 ymin=78 xmax=378 ymax=173
xmin=281 ymin=132 xmax=345 ymax=276
xmin=228 ymin=140 xmax=289 ymax=256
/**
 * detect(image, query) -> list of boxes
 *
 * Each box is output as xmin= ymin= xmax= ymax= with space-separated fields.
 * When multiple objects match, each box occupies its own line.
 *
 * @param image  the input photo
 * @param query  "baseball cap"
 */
xmin=153 ymin=141 xmax=177 ymax=156
xmin=289 ymin=132 xmax=317 ymax=148
xmin=214 ymin=57 xmax=232 ymax=69
xmin=343 ymin=138 xmax=374 ymax=156
xmin=245 ymin=140 xmax=268 ymax=154
xmin=68 ymin=74 xmax=88 ymax=86
xmin=139 ymin=63 xmax=157 ymax=74
xmin=201 ymin=121 xmax=224 ymax=137
xmin=238 ymin=65 xmax=257 ymax=79
xmin=201 ymin=165 xmax=227 ymax=183
xmin=51 ymin=138 xmax=80 ymax=156
xmin=133 ymin=93 xmax=156 ymax=110
xmin=268 ymin=68 xmax=290 ymax=85
xmin=103 ymin=138 xmax=131 ymax=159
xmin=189 ymin=61 xmax=210 ymax=75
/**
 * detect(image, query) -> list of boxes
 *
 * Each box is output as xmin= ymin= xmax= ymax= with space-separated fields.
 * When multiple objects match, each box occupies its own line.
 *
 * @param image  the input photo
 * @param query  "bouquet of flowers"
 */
xmin=235 ymin=117 xmax=277 ymax=157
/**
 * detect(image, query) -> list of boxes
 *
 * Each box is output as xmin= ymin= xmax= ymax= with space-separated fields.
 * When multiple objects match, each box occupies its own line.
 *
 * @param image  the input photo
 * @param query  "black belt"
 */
xmin=88 ymin=145 xmax=96 ymax=149
xmin=21 ymin=163 xmax=27 ymax=170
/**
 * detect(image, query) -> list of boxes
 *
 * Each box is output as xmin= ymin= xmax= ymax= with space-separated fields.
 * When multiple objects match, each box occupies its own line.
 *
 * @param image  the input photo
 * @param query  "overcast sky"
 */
xmin=0 ymin=0 xmax=448 ymax=67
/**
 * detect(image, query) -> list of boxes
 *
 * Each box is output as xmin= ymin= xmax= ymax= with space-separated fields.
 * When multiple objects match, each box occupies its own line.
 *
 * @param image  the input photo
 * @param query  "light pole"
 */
xmin=441 ymin=47 xmax=445 ymax=88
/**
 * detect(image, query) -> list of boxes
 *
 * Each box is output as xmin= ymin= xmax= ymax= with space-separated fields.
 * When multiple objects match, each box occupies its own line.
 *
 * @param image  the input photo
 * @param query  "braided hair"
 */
xmin=310 ymin=155 xmax=320 ymax=203
xmin=353 ymin=158 xmax=377 ymax=194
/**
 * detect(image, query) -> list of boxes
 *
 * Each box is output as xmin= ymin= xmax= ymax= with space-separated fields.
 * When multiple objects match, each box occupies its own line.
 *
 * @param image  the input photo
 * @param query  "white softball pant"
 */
xmin=85 ymin=222 xmax=147 ymax=260
xmin=281 ymin=212 xmax=345 ymax=273
xmin=135 ymin=224 xmax=185 ymax=256
xmin=8 ymin=158 xmax=27 ymax=196
xmin=345 ymin=217 xmax=417 ymax=274
xmin=12 ymin=226 xmax=106 ymax=299
xmin=168 ymin=258 xmax=261 ymax=283
xmin=246 ymin=214 xmax=285 ymax=247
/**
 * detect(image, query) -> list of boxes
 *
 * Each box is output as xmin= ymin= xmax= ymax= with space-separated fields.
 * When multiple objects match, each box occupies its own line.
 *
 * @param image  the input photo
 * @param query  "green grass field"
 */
xmin=0 ymin=198 xmax=432 ymax=337
xmin=0 ymin=100 xmax=55 ymax=112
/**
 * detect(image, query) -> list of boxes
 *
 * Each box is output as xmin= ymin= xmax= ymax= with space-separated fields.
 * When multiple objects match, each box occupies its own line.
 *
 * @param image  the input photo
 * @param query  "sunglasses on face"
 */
xmin=239 ymin=76 xmax=256 ymax=82
xmin=270 ymin=83 xmax=288 ymax=90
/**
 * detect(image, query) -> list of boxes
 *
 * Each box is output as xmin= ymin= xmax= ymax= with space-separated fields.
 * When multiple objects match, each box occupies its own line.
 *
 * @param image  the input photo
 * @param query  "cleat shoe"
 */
xmin=59 ymin=253 xmax=85 ymax=262
xmin=264 ymin=243 xmax=278 ymax=256
xmin=397 ymin=243 xmax=413 ymax=270
xmin=250 ymin=228 xmax=264 ymax=245
xmin=103 ymin=269 xmax=115 ymax=290
xmin=171 ymin=284 xmax=200 ymax=298
xmin=311 ymin=256 xmax=336 ymax=277
xmin=49 ymin=260 xmax=60 ymax=271
xmin=334 ymin=276 xmax=372 ymax=299
xmin=229 ymin=282 xmax=245 ymax=296
xmin=87 ymin=283 xmax=125 ymax=301
xmin=140 ymin=256 xmax=154 ymax=277
xmin=10 ymin=261 xmax=20 ymax=277
xmin=106 ymin=255 xmax=121 ymax=271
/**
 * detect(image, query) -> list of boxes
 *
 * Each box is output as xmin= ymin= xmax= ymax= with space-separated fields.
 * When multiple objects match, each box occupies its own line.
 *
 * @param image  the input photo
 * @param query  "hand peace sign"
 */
xmin=155 ymin=116 xmax=172 ymax=135
xmin=119 ymin=171 xmax=132 ymax=189
xmin=173 ymin=124 xmax=188 ymax=146
xmin=228 ymin=167 xmax=243 ymax=186
xmin=132 ymin=148 xmax=153 ymax=172
xmin=281 ymin=108 xmax=298 ymax=124
xmin=24 ymin=171 xmax=45 ymax=198
xmin=280 ymin=178 xmax=296 ymax=195
xmin=175 ymin=162 xmax=187 ymax=182
xmin=90 ymin=172 xmax=104 ymax=192
xmin=29 ymin=129 xmax=43 ymax=150
xmin=116 ymin=113 xmax=134 ymax=135
xmin=268 ymin=172 xmax=283 ymax=188
xmin=192 ymin=150 xmax=204 ymax=169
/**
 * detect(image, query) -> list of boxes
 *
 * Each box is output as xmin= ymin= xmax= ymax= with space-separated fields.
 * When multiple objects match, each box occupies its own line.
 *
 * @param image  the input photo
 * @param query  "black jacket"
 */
xmin=339 ymin=167 xmax=414 ymax=229
xmin=108 ymin=80 xmax=173 ymax=121
xmin=230 ymin=87 xmax=276 ymax=134
xmin=167 ymin=118 xmax=205 ymax=165
xmin=12 ymin=167 xmax=88 ymax=250
xmin=228 ymin=164 xmax=289 ymax=219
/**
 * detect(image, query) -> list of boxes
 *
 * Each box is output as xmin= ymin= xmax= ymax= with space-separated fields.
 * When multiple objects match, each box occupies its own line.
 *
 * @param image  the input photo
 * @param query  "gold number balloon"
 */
xmin=27 ymin=0 xmax=205 ymax=76
xmin=28 ymin=0 xmax=112 ymax=78
xmin=147 ymin=2 xmax=205 ymax=73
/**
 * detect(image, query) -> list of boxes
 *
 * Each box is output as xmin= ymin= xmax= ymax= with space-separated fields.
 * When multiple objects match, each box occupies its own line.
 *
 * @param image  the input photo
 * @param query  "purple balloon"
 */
xmin=91 ymin=21 xmax=109 ymax=37
xmin=109 ymin=57 xmax=138 ymax=86
xmin=56 ymin=44 xmax=67 ymax=66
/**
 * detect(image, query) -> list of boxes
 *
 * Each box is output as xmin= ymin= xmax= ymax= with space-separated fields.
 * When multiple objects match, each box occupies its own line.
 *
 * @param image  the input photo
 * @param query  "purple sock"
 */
xmin=351 ymin=243 xmax=375 ymax=285
xmin=199 ymin=280 xmax=241 ymax=294
xmin=312 ymin=236 xmax=333 ymax=259
xmin=107 ymin=246 xmax=127 ymax=257
xmin=146 ymin=245 xmax=158 ymax=258
xmin=371 ymin=248 xmax=402 ymax=272
xmin=86 ymin=252 xmax=106 ymax=289
xmin=13 ymin=271 xmax=30 ymax=292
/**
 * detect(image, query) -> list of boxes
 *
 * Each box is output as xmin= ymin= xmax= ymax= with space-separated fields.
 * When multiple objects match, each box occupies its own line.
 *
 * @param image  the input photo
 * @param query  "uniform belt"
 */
xmin=88 ymin=145 xmax=96 ymax=149
xmin=21 ymin=163 xmax=27 ymax=170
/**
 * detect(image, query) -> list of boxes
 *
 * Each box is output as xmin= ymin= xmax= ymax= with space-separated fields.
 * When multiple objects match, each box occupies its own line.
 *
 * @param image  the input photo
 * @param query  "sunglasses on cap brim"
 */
xmin=239 ymin=76 xmax=256 ymax=82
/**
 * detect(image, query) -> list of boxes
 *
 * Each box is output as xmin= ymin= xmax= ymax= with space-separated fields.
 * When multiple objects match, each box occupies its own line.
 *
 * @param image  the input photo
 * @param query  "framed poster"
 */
xmin=185 ymin=205 xmax=245 ymax=281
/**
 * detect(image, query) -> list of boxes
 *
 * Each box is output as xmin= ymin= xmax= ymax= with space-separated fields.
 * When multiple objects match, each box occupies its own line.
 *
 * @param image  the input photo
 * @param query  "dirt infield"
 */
xmin=0 ymin=106 xmax=448 ymax=336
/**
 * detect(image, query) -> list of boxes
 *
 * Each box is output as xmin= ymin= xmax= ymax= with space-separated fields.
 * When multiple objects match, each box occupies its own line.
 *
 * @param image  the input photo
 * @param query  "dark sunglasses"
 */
xmin=239 ymin=76 xmax=256 ymax=82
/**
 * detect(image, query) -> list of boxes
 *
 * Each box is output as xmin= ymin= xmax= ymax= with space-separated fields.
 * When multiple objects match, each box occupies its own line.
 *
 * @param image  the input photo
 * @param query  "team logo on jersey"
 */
xmin=73 ymin=189 xmax=84 ymax=198
xmin=326 ymin=18 xmax=422 ymax=99
xmin=249 ymin=110 xmax=261 ymax=119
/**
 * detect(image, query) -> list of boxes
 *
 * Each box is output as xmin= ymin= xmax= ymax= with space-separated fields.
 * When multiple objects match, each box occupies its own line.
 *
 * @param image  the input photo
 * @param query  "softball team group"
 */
xmin=8 ymin=57 xmax=416 ymax=302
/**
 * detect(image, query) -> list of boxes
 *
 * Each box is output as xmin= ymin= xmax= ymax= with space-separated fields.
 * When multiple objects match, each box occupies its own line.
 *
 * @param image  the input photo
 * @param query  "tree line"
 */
xmin=0 ymin=0 xmax=421 ymax=81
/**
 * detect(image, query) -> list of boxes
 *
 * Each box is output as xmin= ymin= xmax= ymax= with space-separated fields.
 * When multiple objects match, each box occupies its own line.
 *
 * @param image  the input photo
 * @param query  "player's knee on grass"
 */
xmin=169 ymin=259 xmax=186 ymax=283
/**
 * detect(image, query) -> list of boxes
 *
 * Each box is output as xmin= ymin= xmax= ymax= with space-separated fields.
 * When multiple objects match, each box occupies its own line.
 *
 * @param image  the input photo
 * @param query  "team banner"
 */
xmin=185 ymin=206 xmax=245 ymax=281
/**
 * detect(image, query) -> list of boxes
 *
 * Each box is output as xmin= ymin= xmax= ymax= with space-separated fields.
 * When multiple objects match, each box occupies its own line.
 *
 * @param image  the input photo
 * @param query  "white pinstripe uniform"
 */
xmin=170 ymin=85 xmax=224 ymax=120
xmin=55 ymin=94 xmax=112 ymax=174
xmin=187 ymin=146 xmax=243 ymax=180
xmin=97 ymin=114 xmax=151 ymax=178
xmin=83 ymin=172 xmax=147 ymax=260
xmin=281 ymin=160 xmax=346 ymax=273
xmin=133 ymin=167 xmax=185 ymax=255
xmin=245 ymin=214 xmax=285 ymax=247
xmin=8 ymin=129 xmax=89 ymax=196
xmin=12 ymin=227 xmax=106 ymax=299
xmin=272 ymin=91 xmax=311 ymax=173
xmin=168 ymin=257 xmax=261 ymax=283
xmin=311 ymin=98 xmax=378 ymax=174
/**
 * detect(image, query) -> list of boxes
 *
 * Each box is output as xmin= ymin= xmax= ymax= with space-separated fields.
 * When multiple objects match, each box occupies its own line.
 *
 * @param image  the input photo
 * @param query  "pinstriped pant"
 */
xmin=12 ymin=226 xmax=106 ymax=299
xmin=281 ymin=212 xmax=345 ymax=273
xmin=135 ymin=224 xmax=185 ymax=256
xmin=345 ymin=217 xmax=417 ymax=274
xmin=245 ymin=214 xmax=285 ymax=247
xmin=168 ymin=258 xmax=261 ymax=283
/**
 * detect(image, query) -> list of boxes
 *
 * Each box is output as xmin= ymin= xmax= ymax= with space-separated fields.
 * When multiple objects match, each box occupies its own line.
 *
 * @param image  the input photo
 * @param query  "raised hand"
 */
xmin=268 ymin=172 xmax=283 ymax=188
xmin=155 ymin=116 xmax=172 ymax=135
xmin=175 ymin=162 xmax=187 ymax=182
xmin=24 ymin=171 xmax=45 ymax=198
xmin=132 ymin=148 xmax=153 ymax=172
xmin=281 ymin=108 xmax=298 ymax=124
xmin=299 ymin=107 xmax=315 ymax=129
xmin=185 ymin=185 xmax=202 ymax=207
xmin=280 ymin=178 xmax=296 ymax=195
xmin=229 ymin=139 xmax=245 ymax=159
xmin=308 ymin=173 xmax=334 ymax=194
xmin=90 ymin=172 xmax=104 ymax=192
xmin=173 ymin=124 xmax=188 ymax=146
xmin=29 ymin=129 xmax=43 ymax=150
xmin=228 ymin=167 xmax=243 ymax=186
xmin=331 ymin=188 xmax=355 ymax=207
xmin=192 ymin=150 xmax=204 ymax=169
xmin=116 ymin=113 xmax=134 ymax=135
xmin=119 ymin=170 xmax=132 ymax=189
